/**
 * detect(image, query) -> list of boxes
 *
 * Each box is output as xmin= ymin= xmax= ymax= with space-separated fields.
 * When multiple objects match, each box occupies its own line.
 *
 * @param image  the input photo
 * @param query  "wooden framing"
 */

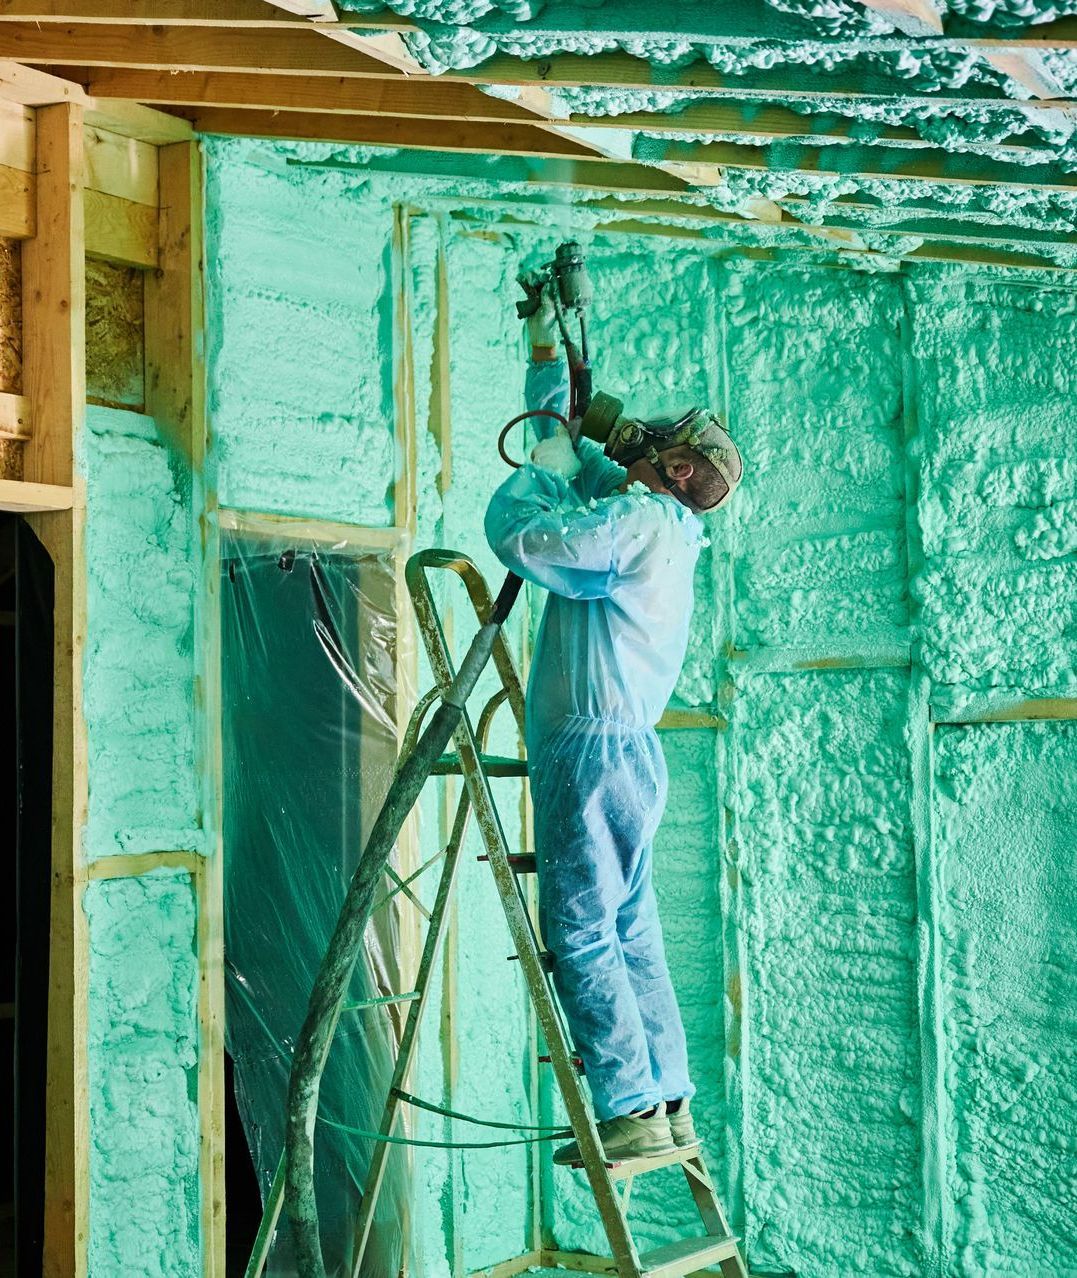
xmin=7 ymin=1 xmax=1077 ymax=50
xmin=0 ymin=64 xmax=222 ymax=1278
xmin=21 ymin=98 xmax=88 ymax=1278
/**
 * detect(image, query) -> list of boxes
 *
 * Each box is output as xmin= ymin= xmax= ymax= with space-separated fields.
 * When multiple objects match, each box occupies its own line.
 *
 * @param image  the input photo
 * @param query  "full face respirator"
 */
xmin=501 ymin=241 xmax=742 ymax=514
xmin=575 ymin=393 xmax=742 ymax=513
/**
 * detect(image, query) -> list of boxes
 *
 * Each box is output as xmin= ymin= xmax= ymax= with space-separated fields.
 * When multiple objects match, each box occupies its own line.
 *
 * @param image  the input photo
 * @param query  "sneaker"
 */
xmin=666 ymin=1098 xmax=698 ymax=1149
xmin=553 ymin=1103 xmax=676 ymax=1167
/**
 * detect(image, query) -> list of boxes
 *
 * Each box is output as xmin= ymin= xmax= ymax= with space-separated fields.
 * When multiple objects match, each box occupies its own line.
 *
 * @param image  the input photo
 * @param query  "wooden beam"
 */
xmin=0 ymin=0 xmax=330 ymax=19
xmin=5 ymin=0 xmax=1077 ymax=49
xmin=852 ymin=0 xmax=943 ymax=36
xmin=84 ymin=186 xmax=156 ymax=267
xmin=77 ymin=67 xmax=1049 ymax=159
xmin=0 ymin=57 xmax=87 ymax=105
xmin=7 ymin=19 xmax=1077 ymax=109
xmin=0 ymin=161 xmax=153 ymax=261
xmin=75 ymin=66 xmax=548 ymax=123
xmin=634 ymin=135 xmax=1077 ymax=191
xmin=188 ymin=106 xmax=606 ymax=161
xmin=0 ymin=388 xmax=29 ymax=438
xmin=22 ymin=99 xmax=89 ymax=1278
xmin=0 ymin=21 xmax=406 ymax=75
xmin=84 ymin=94 xmax=193 ymax=143
xmin=445 ymin=49 xmax=1077 ymax=108
xmin=0 ymin=476 xmax=72 ymax=509
xmin=84 ymin=123 xmax=157 ymax=205
xmin=0 ymin=161 xmax=33 ymax=236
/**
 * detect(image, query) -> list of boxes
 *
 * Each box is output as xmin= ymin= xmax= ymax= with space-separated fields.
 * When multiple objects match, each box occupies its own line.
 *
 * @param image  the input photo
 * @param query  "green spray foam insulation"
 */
xmin=85 ymin=869 xmax=201 ymax=1278
xmin=73 ymin=134 xmax=1076 ymax=1277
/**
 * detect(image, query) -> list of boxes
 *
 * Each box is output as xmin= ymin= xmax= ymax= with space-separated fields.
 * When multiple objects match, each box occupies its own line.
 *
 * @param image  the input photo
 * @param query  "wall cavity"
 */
xmin=82 ymin=405 xmax=199 ymax=860
xmin=85 ymin=869 xmax=200 ymax=1278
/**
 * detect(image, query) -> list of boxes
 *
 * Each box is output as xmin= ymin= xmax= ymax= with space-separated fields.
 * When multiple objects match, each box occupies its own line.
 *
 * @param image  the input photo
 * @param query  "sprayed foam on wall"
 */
xmin=195 ymin=138 xmax=1077 ymax=1278
xmin=85 ymin=868 xmax=200 ymax=1277
xmin=911 ymin=275 xmax=1077 ymax=709
xmin=203 ymin=137 xmax=396 ymax=525
xmin=735 ymin=669 xmax=922 ymax=1275
xmin=723 ymin=261 xmax=908 ymax=651
xmin=83 ymin=405 xmax=200 ymax=859
xmin=934 ymin=721 xmax=1077 ymax=1274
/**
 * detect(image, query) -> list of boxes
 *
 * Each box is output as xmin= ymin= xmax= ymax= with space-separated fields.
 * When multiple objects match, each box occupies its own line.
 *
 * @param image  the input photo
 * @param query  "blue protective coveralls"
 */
xmin=484 ymin=359 xmax=703 ymax=1120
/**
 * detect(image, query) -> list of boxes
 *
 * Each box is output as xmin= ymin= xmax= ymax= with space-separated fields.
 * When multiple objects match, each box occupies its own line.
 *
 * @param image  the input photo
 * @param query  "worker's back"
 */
xmin=523 ymin=489 xmax=702 ymax=760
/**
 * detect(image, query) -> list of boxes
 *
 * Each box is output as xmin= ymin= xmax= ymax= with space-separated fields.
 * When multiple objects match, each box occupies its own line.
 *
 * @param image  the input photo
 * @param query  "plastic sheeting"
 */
xmin=221 ymin=528 xmax=409 ymax=1277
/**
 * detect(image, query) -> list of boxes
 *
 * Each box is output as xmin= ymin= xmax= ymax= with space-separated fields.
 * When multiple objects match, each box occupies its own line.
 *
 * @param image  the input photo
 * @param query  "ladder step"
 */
xmin=477 ymin=853 xmax=536 ymax=874
xmin=639 ymin=1234 xmax=742 ymax=1278
xmin=538 ymin=1053 xmax=584 ymax=1072
xmin=606 ymin=1146 xmax=704 ymax=1180
xmin=508 ymin=951 xmax=554 ymax=972
xmin=432 ymin=753 xmax=528 ymax=777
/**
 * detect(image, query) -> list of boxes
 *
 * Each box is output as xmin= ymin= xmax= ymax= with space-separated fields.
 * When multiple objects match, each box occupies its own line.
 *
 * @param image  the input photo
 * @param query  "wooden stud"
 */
xmin=142 ymin=136 xmax=226 ymax=1278
xmin=217 ymin=507 xmax=406 ymax=550
xmin=429 ymin=220 xmax=452 ymax=498
xmin=22 ymin=99 xmax=89 ymax=1278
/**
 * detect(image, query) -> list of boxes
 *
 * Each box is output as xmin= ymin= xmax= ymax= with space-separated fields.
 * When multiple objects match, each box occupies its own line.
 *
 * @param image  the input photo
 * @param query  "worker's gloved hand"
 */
xmin=531 ymin=425 xmax=581 ymax=481
xmin=519 ymin=269 xmax=559 ymax=349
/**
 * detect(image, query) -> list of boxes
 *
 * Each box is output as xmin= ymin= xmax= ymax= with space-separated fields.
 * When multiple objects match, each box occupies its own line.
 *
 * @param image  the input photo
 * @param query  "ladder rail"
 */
xmin=406 ymin=550 xmax=527 ymax=735
xmin=350 ymin=685 xmax=514 ymax=1275
xmin=408 ymin=553 xmax=644 ymax=1277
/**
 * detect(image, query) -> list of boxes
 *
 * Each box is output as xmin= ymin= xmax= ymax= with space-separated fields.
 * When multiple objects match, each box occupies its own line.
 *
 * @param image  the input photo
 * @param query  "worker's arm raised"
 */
xmin=485 ymin=465 xmax=616 ymax=600
xmin=525 ymin=357 xmax=569 ymax=438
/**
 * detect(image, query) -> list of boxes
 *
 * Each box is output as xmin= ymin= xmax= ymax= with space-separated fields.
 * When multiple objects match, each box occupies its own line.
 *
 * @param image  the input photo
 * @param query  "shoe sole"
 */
xmin=556 ymin=1142 xmax=679 ymax=1169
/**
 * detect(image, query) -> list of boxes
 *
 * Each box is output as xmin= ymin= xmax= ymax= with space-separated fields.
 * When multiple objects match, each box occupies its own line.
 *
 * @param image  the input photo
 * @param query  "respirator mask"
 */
xmin=576 ymin=392 xmax=742 ymax=514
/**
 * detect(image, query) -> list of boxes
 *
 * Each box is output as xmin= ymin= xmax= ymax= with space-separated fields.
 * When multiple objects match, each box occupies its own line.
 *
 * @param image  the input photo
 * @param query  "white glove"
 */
xmin=520 ymin=270 xmax=558 ymax=348
xmin=531 ymin=425 xmax=581 ymax=481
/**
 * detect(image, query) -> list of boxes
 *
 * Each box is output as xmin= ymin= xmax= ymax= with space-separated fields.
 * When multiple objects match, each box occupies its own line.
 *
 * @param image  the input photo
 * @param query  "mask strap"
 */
xmin=646 ymin=447 xmax=692 ymax=509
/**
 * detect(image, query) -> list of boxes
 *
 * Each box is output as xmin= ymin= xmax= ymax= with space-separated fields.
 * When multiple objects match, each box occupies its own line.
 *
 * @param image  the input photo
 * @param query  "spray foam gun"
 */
xmin=499 ymin=240 xmax=594 ymax=468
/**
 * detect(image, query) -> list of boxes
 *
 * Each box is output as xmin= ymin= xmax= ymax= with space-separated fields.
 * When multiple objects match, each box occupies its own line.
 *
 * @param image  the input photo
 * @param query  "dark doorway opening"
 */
xmin=1 ymin=516 xmax=53 ymax=1278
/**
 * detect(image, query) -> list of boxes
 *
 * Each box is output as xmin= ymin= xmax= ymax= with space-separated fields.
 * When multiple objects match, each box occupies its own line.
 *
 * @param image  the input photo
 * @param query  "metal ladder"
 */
xmin=343 ymin=548 xmax=749 ymax=1278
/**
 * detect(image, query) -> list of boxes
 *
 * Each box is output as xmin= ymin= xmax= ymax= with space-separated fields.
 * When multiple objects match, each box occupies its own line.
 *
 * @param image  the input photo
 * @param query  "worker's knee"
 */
xmin=543 ymin=909 xmax=617 ymax=962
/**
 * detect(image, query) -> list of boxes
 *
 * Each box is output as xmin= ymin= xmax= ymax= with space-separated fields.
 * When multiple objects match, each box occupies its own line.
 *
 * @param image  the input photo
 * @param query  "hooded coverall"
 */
xmin=484 ymin=358 xmax=702 ymax=1120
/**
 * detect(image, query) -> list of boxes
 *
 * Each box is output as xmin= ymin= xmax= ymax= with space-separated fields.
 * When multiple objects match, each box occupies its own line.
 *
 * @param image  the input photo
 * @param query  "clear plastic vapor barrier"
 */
xmin=221 ymin=526 xmax=408 ymax=1277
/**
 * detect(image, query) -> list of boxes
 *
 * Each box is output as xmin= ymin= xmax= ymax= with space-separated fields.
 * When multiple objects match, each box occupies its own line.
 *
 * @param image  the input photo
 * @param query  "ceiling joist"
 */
xmin=11 ymin=1 xmax=1077 ymax=51
xmin=6 ymin=20 xmax=1077 ymax=113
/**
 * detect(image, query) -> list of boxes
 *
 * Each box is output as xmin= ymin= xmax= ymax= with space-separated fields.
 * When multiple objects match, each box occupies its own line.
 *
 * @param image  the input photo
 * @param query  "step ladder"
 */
xmin=251 ymin=548 xmax=751 ymax=1278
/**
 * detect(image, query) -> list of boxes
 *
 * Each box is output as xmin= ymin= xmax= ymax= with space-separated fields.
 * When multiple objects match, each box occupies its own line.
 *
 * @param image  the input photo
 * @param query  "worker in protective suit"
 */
xmin=484 ymin=285 xmax=743 ymax=1166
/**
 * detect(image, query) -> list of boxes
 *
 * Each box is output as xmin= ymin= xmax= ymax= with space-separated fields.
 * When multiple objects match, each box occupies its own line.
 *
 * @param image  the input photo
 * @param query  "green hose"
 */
xmin=284 ymin=570 xmax=521 ymax=1278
